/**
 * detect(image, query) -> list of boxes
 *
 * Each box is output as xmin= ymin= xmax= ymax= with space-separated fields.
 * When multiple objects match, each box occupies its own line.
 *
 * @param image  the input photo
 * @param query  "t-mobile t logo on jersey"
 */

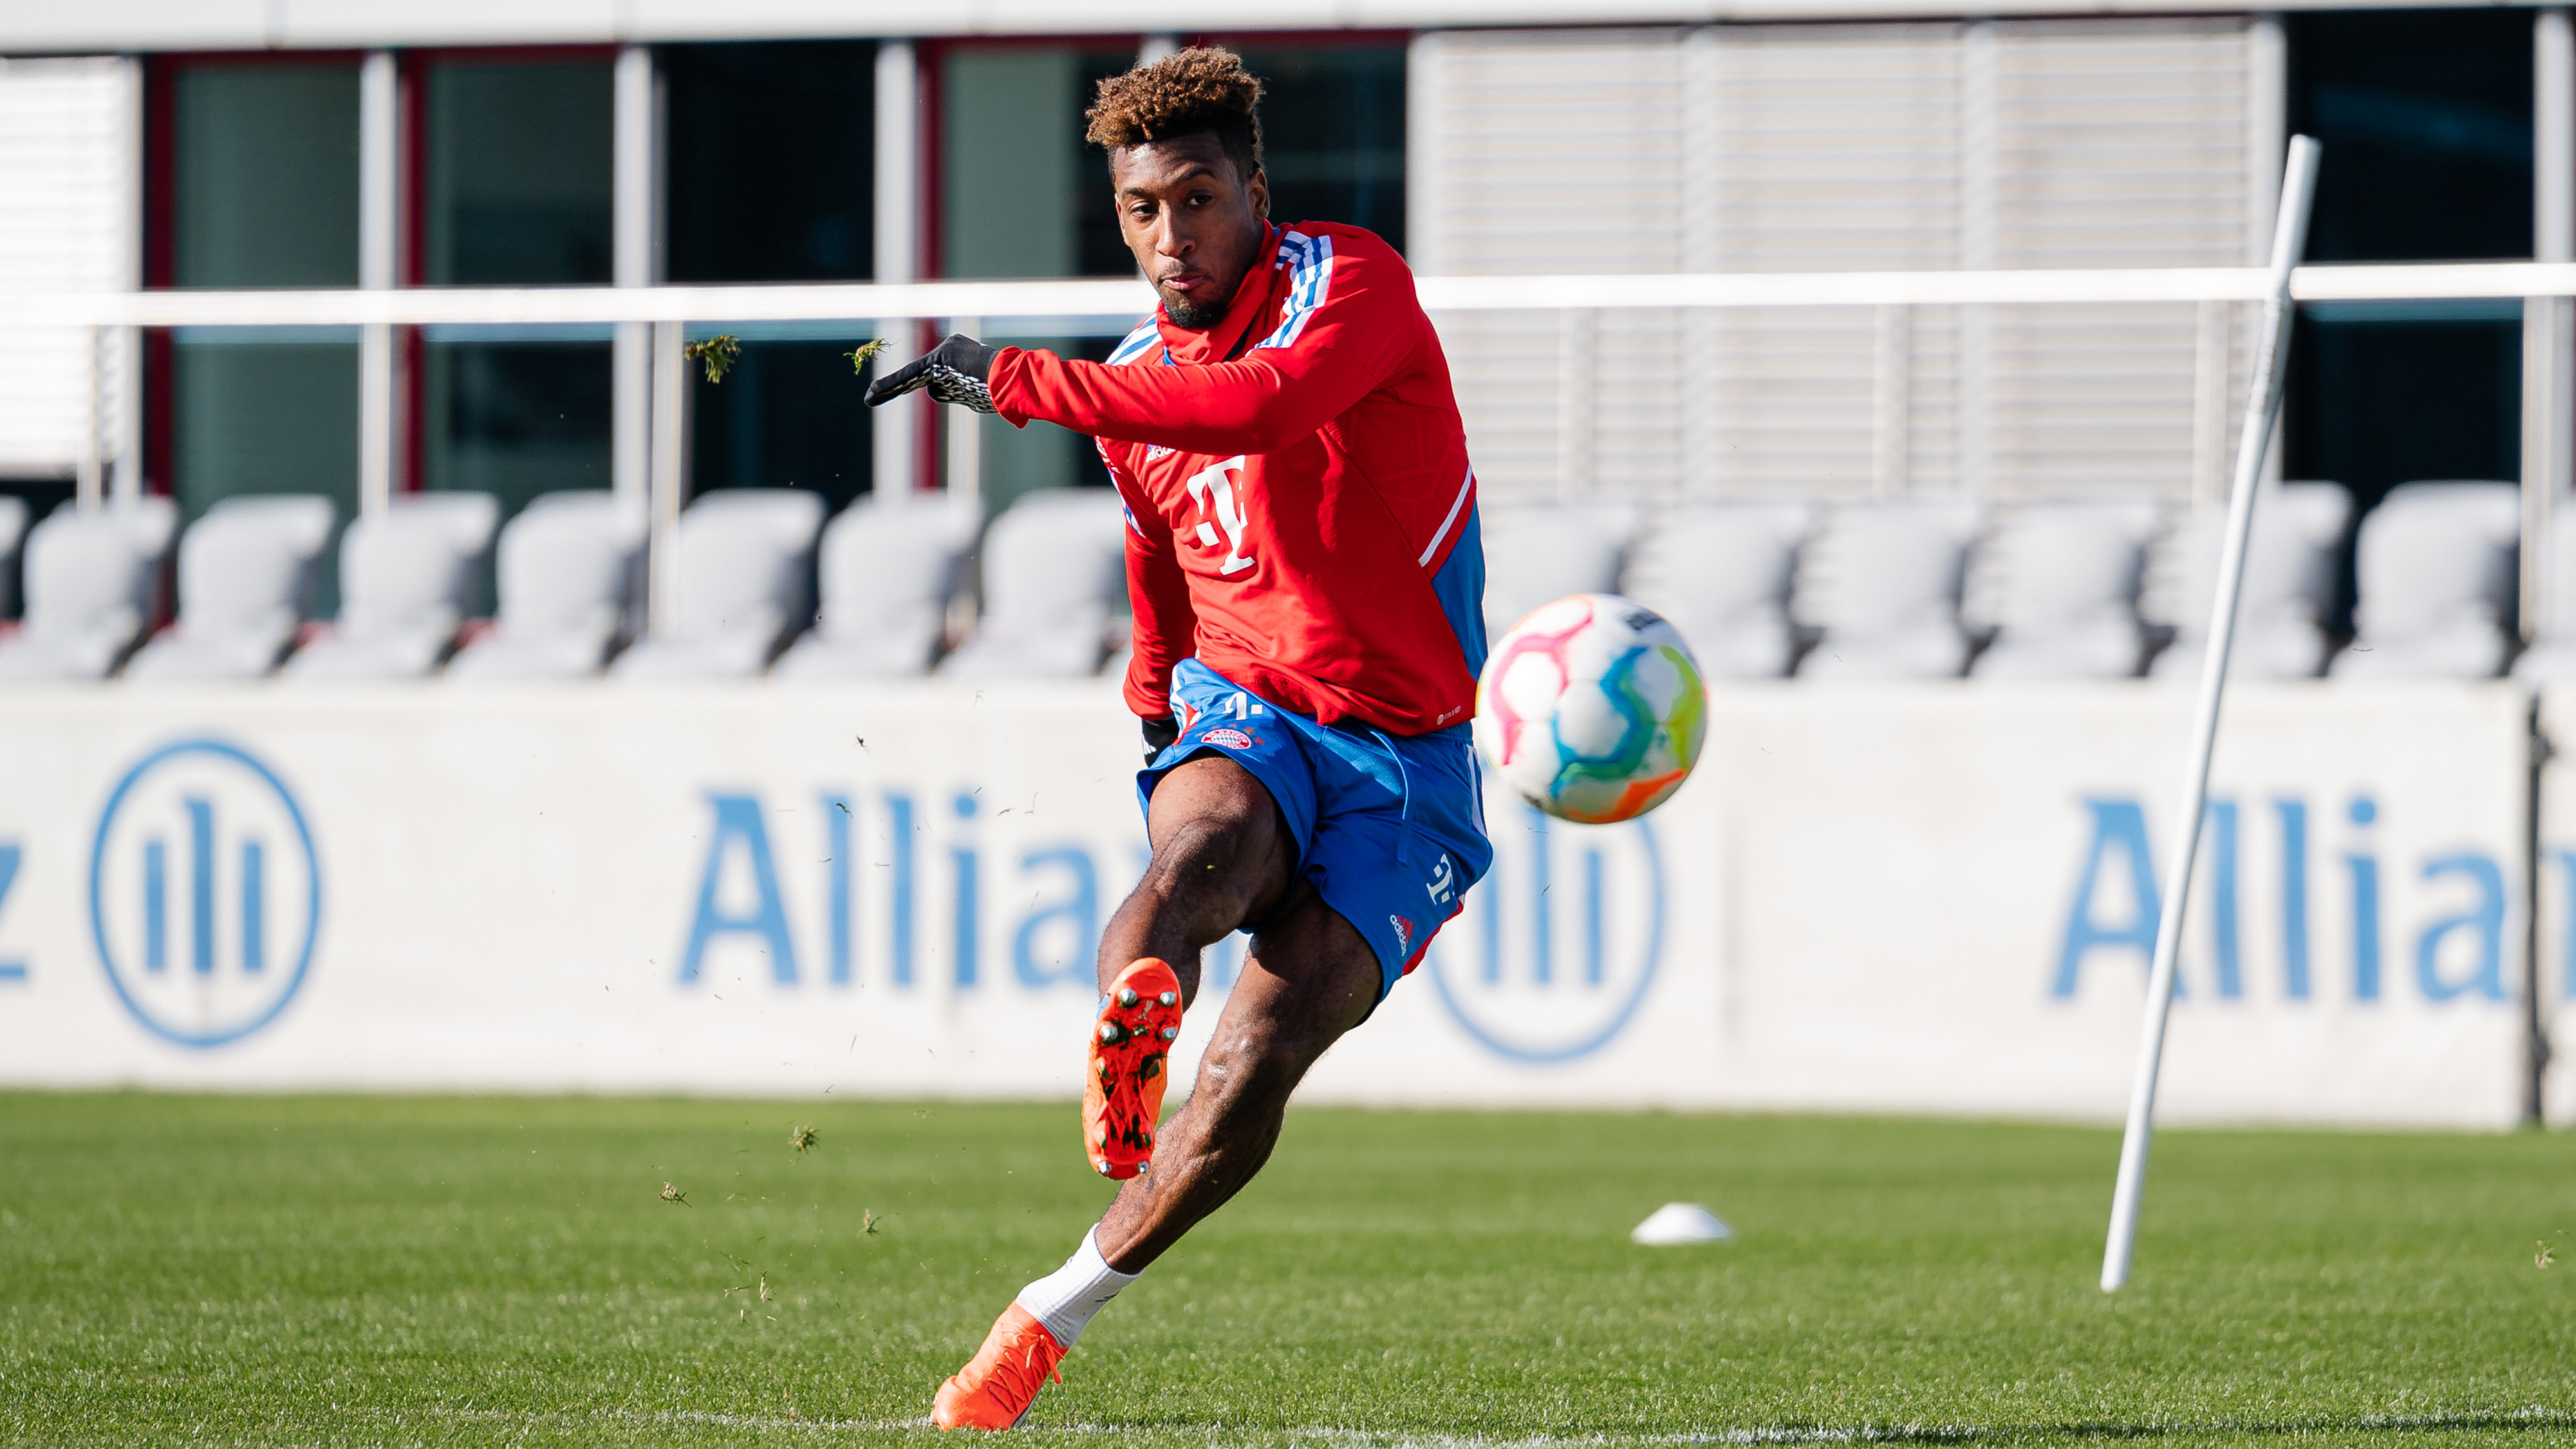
xmin=1184 ymin=456 xmax=1255 ymax=575
xmin=1424 ymin=852 xmax=1456 ymax=908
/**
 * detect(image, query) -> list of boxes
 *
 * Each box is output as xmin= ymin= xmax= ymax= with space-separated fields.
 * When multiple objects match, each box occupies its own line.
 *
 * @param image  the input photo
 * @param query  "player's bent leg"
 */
xmin=1092 ymin=887 xmax=1381 ymax=1274
xmin=932 ymin=892 xmax=1376 ymax=1431
xmin=933 ymin=756 xmax=1311 ymax=1430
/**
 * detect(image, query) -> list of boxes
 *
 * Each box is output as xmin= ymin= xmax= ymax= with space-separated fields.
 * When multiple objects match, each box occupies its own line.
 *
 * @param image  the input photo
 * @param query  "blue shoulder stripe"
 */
xmin=1251 ymin=230 xmax=1335 ymax=353
xmin=1106 ymin=315 xmax=1162 ymax=366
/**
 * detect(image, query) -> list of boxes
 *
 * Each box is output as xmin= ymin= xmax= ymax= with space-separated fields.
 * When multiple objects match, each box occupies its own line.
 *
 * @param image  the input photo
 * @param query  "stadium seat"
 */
xmin=445 ymin=491 xmax=646 ymax=682
xmin=2512 ymin=509 xmax=2576 ymax=682
xmin=1480 ymin=501 xmax=1640 ymax=640
xmin=2143 ymin=482 xmax=2348 ymax=683
xmin=611 ymin=487 xmax=826 ymax=682
xmin=2331 ymin=480 xmax=2521 ymax=682
xmin=284 ymin=492 xmax=499 ymax=682
xmin=0 ymin=496 xmax=26 ymax=621
xmin=1793 ymin=501 xmax=1979 ymax=680
xmin=774 ymin=496 xmax=980 ymax=680
xmin=1967 ymin=500 xmax=2160 ymax=680
xmin=0 ymin=497 xmax=176 ymax=682
xmin=123 ymin=494 xmax=335 ymax=683
xmin=938 ymin=488 xmax=1128 ymax=680
xmin=1619 ymin=501 xmax=1811 ymax=680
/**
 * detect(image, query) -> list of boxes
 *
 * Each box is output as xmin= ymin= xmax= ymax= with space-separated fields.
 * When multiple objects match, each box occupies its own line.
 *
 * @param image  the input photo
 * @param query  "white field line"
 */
xmin=393 ymin=1403 xmax=2576 ymax=1443
xmin=8 ymin=260 xmax=2576 ymax=330
xmin=1277 ymin=1412 xmax=2576 ymax=1446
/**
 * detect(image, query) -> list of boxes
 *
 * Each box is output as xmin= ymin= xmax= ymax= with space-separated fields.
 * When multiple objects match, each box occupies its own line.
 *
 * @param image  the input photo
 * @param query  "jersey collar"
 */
xmin=1155 ymin=223 xmax=1283 ymax=365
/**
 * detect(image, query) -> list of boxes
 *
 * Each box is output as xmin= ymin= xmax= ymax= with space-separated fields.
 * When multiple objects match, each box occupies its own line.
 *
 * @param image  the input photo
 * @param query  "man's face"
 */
xmin=1110 ymin=134 xmax=1269 ymax=331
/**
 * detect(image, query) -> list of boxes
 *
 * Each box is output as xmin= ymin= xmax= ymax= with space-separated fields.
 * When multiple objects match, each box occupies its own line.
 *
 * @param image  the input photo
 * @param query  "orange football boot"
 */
xmin=1083 ymin=958 xmax=1184 ymax=1178
xmin=930 ymin=1303 xmax=1065 ymax=1430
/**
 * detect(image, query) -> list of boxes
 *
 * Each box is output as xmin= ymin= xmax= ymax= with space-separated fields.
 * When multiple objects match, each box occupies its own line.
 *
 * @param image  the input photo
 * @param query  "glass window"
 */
xmin=942 ymin=44 xmax=1139 ymax=281
xmin=666 ymin=42 xmax=874 ymax=283
xmin=1224 ymin=43 xmax=1408 ymax=254
xmin=937 ymin=44 xmax=1136 ymax=505
xmin=974 ymin=334 xmax=1119 ymax=517
xmin=2290 ymin=12 xmax=2532 ymax=265
xmin=2286 ymin=311 xmax=2522 ymax=635
xmin=156 ymin=59 xmax=363 ymax=616
xmin=689 ymin=339 xmax=875 ymax=512
xmin=420 ymin=336 xmax=611 ymax=613
xmin=666 ymin=43 xmax=878 ymax=506
xmin=2284 ymin=11 xmax=2532 ymax=628
xmin=172 ymin=63 xmax=360 ymax=287
xmin=940 ymin=39 xmax=1409 ymax=281
xmin=416 ymin=58 xmax=615 ymax=574
xmin=423 ymin=340 xmax=612 ymax=512
xmin=420 ymin=60 xmax=613 ymax=285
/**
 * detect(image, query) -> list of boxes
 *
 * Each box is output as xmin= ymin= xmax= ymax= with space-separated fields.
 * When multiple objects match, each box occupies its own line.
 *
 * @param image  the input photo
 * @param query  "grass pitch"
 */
xmin=0 ymin=1094 xmax=2569 ymax=1447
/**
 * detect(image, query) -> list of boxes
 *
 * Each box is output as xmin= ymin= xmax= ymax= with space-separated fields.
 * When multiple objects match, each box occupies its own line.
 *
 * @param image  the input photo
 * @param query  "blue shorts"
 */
xmin=1139 ymin=659 xmax=1495 ymax=1002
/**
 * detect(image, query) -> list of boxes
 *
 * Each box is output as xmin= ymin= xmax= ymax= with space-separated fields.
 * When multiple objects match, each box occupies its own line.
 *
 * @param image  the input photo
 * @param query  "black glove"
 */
xmin=1143 ymin=713 xmax=1180 ymax=765
xmin=863 ymin=333 xmax=999 ymax=414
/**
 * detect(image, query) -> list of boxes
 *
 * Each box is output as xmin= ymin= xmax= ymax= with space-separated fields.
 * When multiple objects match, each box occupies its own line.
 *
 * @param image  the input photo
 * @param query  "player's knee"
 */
xmin=1144 ymin=813 xmax=1272 ymax=911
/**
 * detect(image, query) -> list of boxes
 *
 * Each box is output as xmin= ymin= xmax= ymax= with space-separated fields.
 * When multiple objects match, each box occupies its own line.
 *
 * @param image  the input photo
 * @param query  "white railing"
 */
xmin=19 ymin=259 xmax=2576 ymax=328
xmin=9 ymin=259 xmax=2571 ymax=630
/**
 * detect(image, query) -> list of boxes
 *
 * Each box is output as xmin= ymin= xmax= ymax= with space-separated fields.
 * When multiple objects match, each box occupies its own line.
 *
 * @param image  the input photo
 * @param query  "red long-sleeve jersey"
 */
xmin=987 ymin=221 xmax=1486 ymax=737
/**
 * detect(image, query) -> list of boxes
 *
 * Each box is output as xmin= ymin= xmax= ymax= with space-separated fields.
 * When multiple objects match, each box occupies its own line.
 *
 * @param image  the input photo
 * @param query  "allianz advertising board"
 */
xmin=0 ymin=683 xmax=2557 ymax=1126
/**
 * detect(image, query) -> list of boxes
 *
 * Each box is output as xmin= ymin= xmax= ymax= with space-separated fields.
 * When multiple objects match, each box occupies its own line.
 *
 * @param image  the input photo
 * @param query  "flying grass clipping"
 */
xmin=682 ymin=335 xmax=740 ymax=384
xmin=680 ymin=335 xmax=890 ymax=386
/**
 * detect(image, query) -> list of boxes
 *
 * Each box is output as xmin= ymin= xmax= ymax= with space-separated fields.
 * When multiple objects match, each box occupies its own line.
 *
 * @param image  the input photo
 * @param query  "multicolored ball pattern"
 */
xmin=1473 ymin=594 xmax=1707 ymax=825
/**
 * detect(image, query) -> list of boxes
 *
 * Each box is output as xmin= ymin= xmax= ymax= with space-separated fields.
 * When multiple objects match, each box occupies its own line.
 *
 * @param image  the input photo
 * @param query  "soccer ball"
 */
xmin=1473 ymin=594 xmax=1706 ymax=825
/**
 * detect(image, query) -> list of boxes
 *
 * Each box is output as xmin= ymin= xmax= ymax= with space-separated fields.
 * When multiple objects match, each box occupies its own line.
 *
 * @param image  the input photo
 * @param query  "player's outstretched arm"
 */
xmin=873 ymin=237 xmax=1427 ymax=456
xmin=1000 ymin=241 xmax=1422 ymax=452
xmin=865 ymin=324 xmax=1376 ymax=458
xmin=992 ymin=343 xmax=1381 ymax=456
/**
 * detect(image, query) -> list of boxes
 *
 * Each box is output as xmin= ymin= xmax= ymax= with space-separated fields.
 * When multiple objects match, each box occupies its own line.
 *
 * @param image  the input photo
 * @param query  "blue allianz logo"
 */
xmin=667 ymin=783 xmax=1666 ymax=1062
xmin=0 ymin=841 xmax=26 ymax=982
xmin=89 ymin=740 xmax=321 ymax=1047
xmin=677 ymin=789 xmax=1115 ymax=992
xmin=1426 ymin=797 xmax=1666 ymax=1063
xmin=2055 ymin=792 xmax=2514 ymax=1005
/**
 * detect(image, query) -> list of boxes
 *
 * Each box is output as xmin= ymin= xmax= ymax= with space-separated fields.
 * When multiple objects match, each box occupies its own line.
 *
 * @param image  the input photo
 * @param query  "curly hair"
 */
xmin=1085 ymin=46 xmax=1265 ymax=181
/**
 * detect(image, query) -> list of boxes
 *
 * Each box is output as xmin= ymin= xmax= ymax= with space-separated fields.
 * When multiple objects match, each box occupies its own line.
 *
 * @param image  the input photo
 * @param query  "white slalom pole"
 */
xmin=2100 ymin=135 xmax=2321 ymax=1294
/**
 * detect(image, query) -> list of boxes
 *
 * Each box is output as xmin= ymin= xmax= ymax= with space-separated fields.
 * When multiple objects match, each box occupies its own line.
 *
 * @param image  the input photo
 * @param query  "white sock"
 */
xmin=1012 ymin=1226 xmax=1139 ymax=1349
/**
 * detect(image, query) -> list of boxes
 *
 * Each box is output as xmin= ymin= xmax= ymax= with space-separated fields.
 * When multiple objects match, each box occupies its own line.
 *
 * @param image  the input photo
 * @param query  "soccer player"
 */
xmin=866 ymin=46 xmax=1490 ymax=1431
